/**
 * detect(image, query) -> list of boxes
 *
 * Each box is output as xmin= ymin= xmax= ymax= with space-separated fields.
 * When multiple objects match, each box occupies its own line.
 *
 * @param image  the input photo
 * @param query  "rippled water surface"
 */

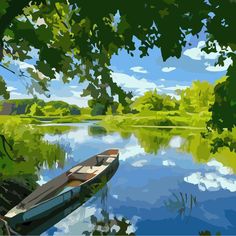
xmin=37 ymin=122 xmax=236 ymax=235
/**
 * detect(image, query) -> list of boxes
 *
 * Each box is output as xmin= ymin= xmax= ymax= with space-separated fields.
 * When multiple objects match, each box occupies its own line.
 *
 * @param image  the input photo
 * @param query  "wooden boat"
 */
xmin=4 ymin=149 xmax=119 ymax=229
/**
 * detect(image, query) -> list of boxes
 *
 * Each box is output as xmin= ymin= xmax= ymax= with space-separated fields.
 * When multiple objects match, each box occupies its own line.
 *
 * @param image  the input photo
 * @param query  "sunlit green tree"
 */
xmin=131 ymin=90 xmax=178 ymax=112
xmin=179 ymin=81 xmax=214 ymax=113
xmin=29 ymin=103 xmax=44 ymax=116
xmin=0 ymin=0 xmax=236 ymax=130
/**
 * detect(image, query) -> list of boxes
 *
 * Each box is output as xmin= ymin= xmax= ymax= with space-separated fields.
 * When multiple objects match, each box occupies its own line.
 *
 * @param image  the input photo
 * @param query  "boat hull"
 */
xmin=7 ymin=156 xmax=119 ymax=231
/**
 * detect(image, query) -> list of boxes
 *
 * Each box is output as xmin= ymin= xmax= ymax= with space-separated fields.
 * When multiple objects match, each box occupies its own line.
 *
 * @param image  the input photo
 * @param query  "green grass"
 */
xmin=100 ymin=111 xmax=210 ymax=129
xmin=0 ymin=115 xmax=41 ymax=125
xmin=0 ymin=110 xmax=210 ymax=128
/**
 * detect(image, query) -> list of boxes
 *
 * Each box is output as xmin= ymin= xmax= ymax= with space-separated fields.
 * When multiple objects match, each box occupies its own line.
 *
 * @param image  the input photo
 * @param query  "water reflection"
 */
xmin=164 ymin=192 xmax=197 ymax=219
xmin=0 ymin=122 xmax=68 ymax=224
xmin=11 ymin=160 xmax=119 ymax=235
xmin=37 ymin=122 xmax=236 ymax=235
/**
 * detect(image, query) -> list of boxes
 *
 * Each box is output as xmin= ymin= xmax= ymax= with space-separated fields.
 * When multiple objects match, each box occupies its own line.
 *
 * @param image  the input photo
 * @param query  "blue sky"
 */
xmin=0 ymin=37 xmax=231 ymax=107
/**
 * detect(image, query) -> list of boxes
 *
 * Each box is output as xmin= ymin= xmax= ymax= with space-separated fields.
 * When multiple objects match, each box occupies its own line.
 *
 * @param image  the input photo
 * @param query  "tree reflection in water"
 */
xmin=83 ymin=209 xmax=135 ymax=236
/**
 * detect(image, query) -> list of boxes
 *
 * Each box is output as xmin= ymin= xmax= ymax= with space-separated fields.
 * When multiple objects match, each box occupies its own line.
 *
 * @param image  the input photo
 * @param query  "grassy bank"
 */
xmin=100 ymin=111 xmax=210 ymax=129
xmin=0 ymin=110 xmax=210 ymax=128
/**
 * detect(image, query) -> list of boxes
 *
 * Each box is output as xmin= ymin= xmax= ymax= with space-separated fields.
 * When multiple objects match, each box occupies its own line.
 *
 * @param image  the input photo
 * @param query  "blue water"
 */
xmin=39 ymin=122 xmax=236 ymax=235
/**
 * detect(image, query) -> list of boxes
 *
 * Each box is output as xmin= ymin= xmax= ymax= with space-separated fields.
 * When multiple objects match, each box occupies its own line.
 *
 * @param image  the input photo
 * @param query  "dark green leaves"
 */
xmin=0 ymin=76 xmax=10 ymax=99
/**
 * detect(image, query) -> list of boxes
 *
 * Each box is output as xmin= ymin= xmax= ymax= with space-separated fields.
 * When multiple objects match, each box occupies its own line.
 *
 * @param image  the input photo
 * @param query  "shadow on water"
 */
xmin=10 ymin=160 xmax=119 ymax=235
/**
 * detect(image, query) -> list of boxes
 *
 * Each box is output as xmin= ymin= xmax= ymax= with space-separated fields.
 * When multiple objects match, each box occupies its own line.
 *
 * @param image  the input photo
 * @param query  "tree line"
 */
xmin=0 ymin=99 xmax=81 ymax=116
xmin=102 ymin=80 xmax=214 ymax=115
xmin=0 ymin=0 xmax=236 ymax=133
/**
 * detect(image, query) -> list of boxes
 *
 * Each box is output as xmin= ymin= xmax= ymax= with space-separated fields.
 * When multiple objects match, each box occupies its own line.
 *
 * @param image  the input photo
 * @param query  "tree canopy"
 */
xmin=131 ymin=90 xmax=178 ymax=112
xmin=0 ymin=0 xmax=236 ymax=130
xmin=179 ymin=81 xmax=214 ymax=113
xmin=0 ymin=98 xmax=81 ymax=116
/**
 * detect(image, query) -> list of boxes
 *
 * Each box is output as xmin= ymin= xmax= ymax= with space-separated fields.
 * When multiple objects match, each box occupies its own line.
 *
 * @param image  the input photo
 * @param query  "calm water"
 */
xmin=37 ymin=122 xmax=236 ymax=235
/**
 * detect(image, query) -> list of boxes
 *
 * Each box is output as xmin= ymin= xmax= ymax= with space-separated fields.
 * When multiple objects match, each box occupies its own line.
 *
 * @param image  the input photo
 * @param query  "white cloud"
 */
xmin=69 ymin=85 xmax=78 ymax=89
xmin=183 ymin=41 xmax=220 ymax=61
xmin=162 ymin=67 xmax=176 ymax=73
xmin=119 ymin=143 xmax=146 ymax=161
xmin=10 ymin=92 xmax=32 ymax=99
xmin=54 ymin=206 xmax=97 ymax=235
xmin=7 ymin=86 xmax=17 ymax=92
xmin=207 ymin=160 xmax=233 ymax=175
xmin=205 ymin=58 xmax=233 ymax=72
xmin=130 ymin=66 xmax=148 ymax=74
xmin=102 ymin=134 xmax=121 ymax=144
xmin=183 ymin=41 xmax=233 ymax=72
xmin=50 ymin=91 xmax=91 ymax=107
xmin=169 ymin=136 xmax=184 ymax=148
xmin=160 ymin=150 xmax=166 ymax=155
xmin=11 ymin=92 xmax=22 ymax=96
xmin=160 ymin=78 xmax=166 ymax=82
xmin=162 ymin=160 xmax=176 ymax=167
xmin=163 ymin=85 xmax=188 ymax=91
xmin=111 ymin=72 xmax=160 ymax=96
xmin=132 ymin=159 xmax=148 ymax=167
xmin=184 ymin=172 xmax=236 ymax=192
xmin=112 ymin=194 xmax=118 ymax=199
xmin=44 ymin=126 xmax=92 ymax=146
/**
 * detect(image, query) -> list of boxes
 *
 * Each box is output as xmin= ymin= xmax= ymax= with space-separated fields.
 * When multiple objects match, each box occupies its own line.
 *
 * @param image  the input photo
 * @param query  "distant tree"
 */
xmin=91 ymin=103 xmax=106 ymax=116
xmin=105 ymin=102 xmax=124 ymax=115
xmin=131 ymin=90 xmax=178 ymax=112
xmin=162 ymin=95 xmax=179 ymax=111
xmin=88 ymin=97 xmax=113 ymax=115
xmin=0 ymin=1 xmax=236 ymax=130
xmin=29 ymin=103 xmax=44 ymax=116
xmin=105 ymin=106 xmax=113 ymax=115
xmin=179 ymin=81 xmax=214 ymax=113
xmin=131 ymin=90 xmax=163 ymax=112
xmin=116 ymin=103 xmax=124 ymax=114
xmin=69 ymin=105 xmax=81 ymax=115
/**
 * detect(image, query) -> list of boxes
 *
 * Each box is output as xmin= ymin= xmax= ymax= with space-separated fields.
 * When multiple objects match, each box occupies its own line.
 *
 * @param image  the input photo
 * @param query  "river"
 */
xmin=33 ymin=121 xmax=236 ymax=235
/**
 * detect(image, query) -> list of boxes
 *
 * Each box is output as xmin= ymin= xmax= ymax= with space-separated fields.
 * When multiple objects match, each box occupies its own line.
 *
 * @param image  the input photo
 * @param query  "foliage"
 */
xmin=83 ymin=209 xmax=135 ymax=236
xmin=90 ymin=102 xmax=107 ymax=116
xmin=199 ymin=231 xmax=221 ymax=236
xmin=208 ymin=65 xmax=236 ymax=132
xmin=101 ymin=111 xmax=208 ymax=130
xmin=1 ymin=0 xmax=236 ymax=124
xmin=0 ymin=98 xmax=81 ymax=116
xmin=0 ymin=116 xmax=65 ymax=177
xmin=29 ymin=102 xmax=45 ymax=116
xmin=0 ymin=75 xmax=9 ymax=99
xmin=0 ymin=175 xmax=38 ymax=215
xmin=179 ymin=81 xmax=214 ymax=113
xmin=131 ymin=90 xmax=179 ymax=112
xmin=101 ymin=120 xmax=236 ymax=173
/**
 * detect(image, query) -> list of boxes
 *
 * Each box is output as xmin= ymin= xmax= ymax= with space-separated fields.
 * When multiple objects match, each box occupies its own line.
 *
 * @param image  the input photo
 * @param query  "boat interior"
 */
xmin=15 ymin=149 xmax=119 ymax=211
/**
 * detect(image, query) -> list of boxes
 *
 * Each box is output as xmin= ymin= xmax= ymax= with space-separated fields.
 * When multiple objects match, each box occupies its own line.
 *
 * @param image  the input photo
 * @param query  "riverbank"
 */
xmin=12 ymin=110 xmax=210 ymax=129
xmin=1 ymin=115 xmax=236 ymax=235
xmin=99 ymin=111 xmax=210 ymax=129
